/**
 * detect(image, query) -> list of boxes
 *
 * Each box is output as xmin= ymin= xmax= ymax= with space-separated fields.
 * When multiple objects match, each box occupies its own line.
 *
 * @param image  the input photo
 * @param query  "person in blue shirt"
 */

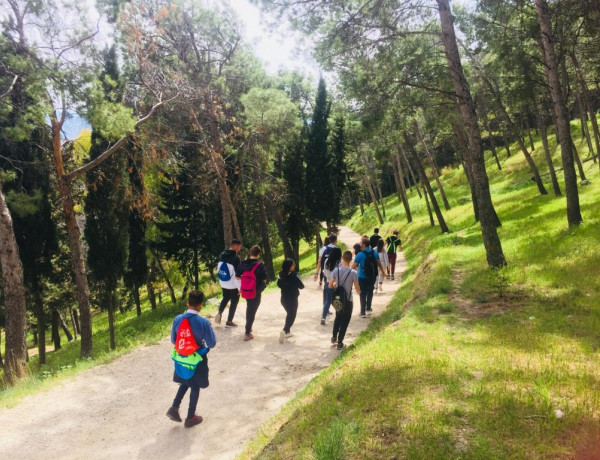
xmin=352 ymin=237 xmax=385 ymax=318
xmin=166 ymin=290 xmax=217 ymax=428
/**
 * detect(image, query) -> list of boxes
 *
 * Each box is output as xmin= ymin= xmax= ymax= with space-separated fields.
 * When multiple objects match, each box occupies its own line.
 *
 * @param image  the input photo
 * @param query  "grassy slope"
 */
xmin=0 ymin=238 xmax=318 ymax=406
xmin=239 ymin=123 xmax=600 ymax=459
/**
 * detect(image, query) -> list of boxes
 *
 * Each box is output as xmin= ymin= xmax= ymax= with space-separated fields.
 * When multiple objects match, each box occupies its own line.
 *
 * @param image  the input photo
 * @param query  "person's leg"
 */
xmin=219 ymin=288 xmax=231 ymax=313
xmin=173 ymin=383 xmax=189 ymax=409
xmin=284 ymin=300 xmax=298 ymax=333
xmin=245 ymin=295 xmax=260 ymax=335
xmin=227 ymin=289 xmax=240 ymax=322
xmin=332 ymin=311 xmax=342 ymax=341
xmin=389 ymin=253 xmax=397 ymax=276
xmin=338 ymin=302 xmax=354 ymax=343
xmin=186 ymin=385 xmax=200 ymax=419
xmin=366 ymin=278 xmax=375 ymax=311
xmin=358 ymin=277 xmax=369 ymax=316
xmin=321 ymin=285 xmax=333 ymax=319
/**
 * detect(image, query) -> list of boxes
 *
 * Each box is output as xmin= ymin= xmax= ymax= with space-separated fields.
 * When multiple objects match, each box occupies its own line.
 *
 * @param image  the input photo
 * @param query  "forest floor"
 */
xmin=0 ymin=226 xmax=406 ymax=460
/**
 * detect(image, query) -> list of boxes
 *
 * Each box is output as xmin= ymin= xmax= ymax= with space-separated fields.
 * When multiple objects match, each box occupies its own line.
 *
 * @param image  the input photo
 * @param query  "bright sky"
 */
xmin=228 ymin=0 xmax=319 ymax=79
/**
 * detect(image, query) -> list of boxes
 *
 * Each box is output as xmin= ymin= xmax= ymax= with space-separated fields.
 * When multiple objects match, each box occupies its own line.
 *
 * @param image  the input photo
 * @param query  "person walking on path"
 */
xmin=277 ymin=259 xmax=304 ymax=343
xmin=329 ymin=250 xmax=360 ymax=350
xmin=375 ymin=239 xmax=389 ymax=293
xmin=353 ymin=236 xmax=384 ymax=318
xmin=320 ymin=247 xmax=342 ymax=325
xmin=313 ymin=233 xmax=337 ymax=285
xmin=317 ymin=236 xmax=330 ymax=287
xmin=385 ymin=230 xmax=402 ymax=280
xmin=236 ymin=245 xmax=268 ymax=341
xmin=166 ymin=290 xmax=217 ymax=428
xmin=215 ymin=239 xmax=242 ymax=327
xmin=369 ymin=228 xmax=382 ymax=249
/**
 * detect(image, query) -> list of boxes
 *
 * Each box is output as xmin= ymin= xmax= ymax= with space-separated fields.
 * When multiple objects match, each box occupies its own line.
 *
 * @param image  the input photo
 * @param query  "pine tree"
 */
xmin=84 ymin=46 xmax=130 ymax=350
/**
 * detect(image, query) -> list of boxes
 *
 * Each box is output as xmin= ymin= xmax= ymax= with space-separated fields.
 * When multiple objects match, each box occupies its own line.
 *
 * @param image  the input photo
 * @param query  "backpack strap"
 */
xmin=249 ymin=261 xmax=261 ymax=274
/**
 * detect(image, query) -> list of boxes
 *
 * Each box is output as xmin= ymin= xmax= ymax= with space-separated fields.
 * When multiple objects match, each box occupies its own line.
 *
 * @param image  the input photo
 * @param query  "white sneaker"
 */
xmin=214 ymin=312 xmax=222 ymax=324
xmin=284 ymin=332 xmax=294 ymax=338
xmin=279 ymin=330 xmax=285 ymax=344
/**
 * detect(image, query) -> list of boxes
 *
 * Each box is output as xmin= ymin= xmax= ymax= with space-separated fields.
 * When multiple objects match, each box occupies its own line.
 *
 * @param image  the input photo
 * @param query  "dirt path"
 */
xmin=0 ymin=226 xmax=406 ymax=460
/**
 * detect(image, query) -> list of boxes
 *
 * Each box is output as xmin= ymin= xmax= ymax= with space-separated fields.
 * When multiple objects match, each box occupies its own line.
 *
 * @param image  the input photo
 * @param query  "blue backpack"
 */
xmin=217 ymin=262 xmax=232 ymax=282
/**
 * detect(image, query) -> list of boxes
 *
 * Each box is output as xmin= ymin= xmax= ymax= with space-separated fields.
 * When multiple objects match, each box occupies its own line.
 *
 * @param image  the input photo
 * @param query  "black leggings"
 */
xmin=173 ymin=384 xmax=199 ymax=419
xmin=245 ymin=294 xmax=261 ymax=334
xmin=281 ymin=298 xmax=298 ymax=333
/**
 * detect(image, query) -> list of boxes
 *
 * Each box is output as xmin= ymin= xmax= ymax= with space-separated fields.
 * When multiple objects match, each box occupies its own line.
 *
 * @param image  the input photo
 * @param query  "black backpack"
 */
xmin=321 ymin=246 xmax=334 ymax=271
xmin=362 ymin=250 xmax=378 ymax=280
xmin=332 ymin=269 xmax=352 ymax=312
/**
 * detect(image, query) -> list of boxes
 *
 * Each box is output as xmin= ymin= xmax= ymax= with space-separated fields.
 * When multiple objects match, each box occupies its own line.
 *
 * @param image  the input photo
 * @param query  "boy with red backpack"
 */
xmin=166 ymin=290 xmax=216 ymax=428
xmin=235 ymin=245 xmax=268 ymax=341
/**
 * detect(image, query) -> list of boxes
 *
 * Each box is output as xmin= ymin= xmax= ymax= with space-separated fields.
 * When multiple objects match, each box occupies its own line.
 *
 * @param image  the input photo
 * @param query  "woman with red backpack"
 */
xmin=235 ymin=245 xmax=268 ymax=341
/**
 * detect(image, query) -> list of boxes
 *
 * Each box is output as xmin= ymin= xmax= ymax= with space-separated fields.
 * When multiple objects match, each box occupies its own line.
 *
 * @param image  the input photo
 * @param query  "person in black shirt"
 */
xmin=369 ymin=228 xmax=382 ymax=248
xmin=277 ymin=259 xmax=304 ymax=343
xmin=235 ymin=245 xmax=268 ymax=341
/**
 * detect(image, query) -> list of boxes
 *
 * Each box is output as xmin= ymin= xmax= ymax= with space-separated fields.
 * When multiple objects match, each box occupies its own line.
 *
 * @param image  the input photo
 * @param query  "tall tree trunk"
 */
xmin=0 ymin=328 xmax=4 ymax=368
xmin=147 ymin=281 xmax=157 ymax=311
xmin=535 ymin=0 xmax=582 ymax=226
xmin=51 ymin=307 xmax=61 ymax=351
xmin=571 ymin=139 xmax=588 ymax=182
xmin=362 ymin=161 xmax=384 ymax=224
xmin=422 ymin=183 xmax=435 ymax=226
xmin=70 ymin=308 xmax=79 ymax=339
xmin=107 ymin=289 xmax=116 ymax=351
xmin=0 ymin=181 xmax=28 ymax=383
xmin=537 ymin=111 xmax=562 ymax=196
xmin=482 ymin=115 xmax=502 ymax=170
xmin=257 ymin=195 xmax=275 ymax=281
xmin=50 ymin=119 xmax=93 ymax=358
xmin=394 ymin=147 xmax=412 ymax=222
xmin=575 ymin=93 xmax=594 ymax=157
xmin=266 ymin=198 xmax=294 ymax=261
xmin=391 ymin=151 xmax=404 ymax=203
xmin=570 ymin=52 xmax=600 ymax=164
xmin=438 ymin=0 xmax=506 ymax=266
xmin=358 ymin=193 xmax=365 ymax=215
xmin=150 ymin=250 xmax=176 ymax=304
xmin=400 ymin=147 xmax=421 ymax=197
xmin=133 ymin=285 xmax=141 ymax=317
xmin=524 ymin=114 xmax=535 ymax=151
xmin=502 ymin=130 xmax=512 ymax=158
xmin=414 ymin=121 xmax=451 ymax=210
xmin=56 ymin=309 xmax=73 ymax=342
xmin=452 ymin=121 xmax=480 ymax=222
xmin=376 ymin=182 xmax=386 ymax=219
xmin=406 ymin=135 xmax=450 ymax=233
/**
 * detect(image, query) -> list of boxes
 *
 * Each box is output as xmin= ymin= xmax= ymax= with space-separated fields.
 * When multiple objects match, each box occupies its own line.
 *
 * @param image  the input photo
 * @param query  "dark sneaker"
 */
xmin=184 ymin=415 xmax=203 ymax=428
xmin=166 ymin=406 xmax=182 ymax=422
xmin=244 ymin=333 xmax=254 ymax=341
xmin=225 ymin=321 xmax=238 ymax=328
xmin=214 ymin=312 xmax=222 ymax=324
xmin=391 ymin=275 xmax=395 ymax=280
xmin=320 ymin=318 xmax=326 ymax=325
xmin=331 ymin=336 xmax=337 ymax=344
xmin=327 ymin=311 xmax=333 ymax=316
xmin=337 ymin=342 xmax=346 ymax=350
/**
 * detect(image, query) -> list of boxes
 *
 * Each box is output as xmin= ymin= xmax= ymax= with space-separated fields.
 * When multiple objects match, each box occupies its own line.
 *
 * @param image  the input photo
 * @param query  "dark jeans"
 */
xmin=219 ymin=288 xmax=239 ymax=322
xmin=245 ymin=293 xmax=261 ymax=334
xmin=322 ymin=285 xmax=333 ymax=319
xmin=388 ymin=253 xmax=397 ymax=275
xmin=358 ymin=277 xmax=376 ymax=315
xmin=281 ymin=299 xmax=298 ymax=333
xmin=332 ymin=301 xmax=353 ymax=343
xmin=173 ymin=383 xmax=200 ymax=419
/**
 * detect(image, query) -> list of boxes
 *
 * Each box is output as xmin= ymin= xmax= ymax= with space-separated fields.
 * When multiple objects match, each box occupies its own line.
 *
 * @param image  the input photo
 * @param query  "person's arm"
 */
xmin=197 ymin=318 xmax=217 ymax=349
xmin=353 ymin=279 xmax=361 ymax=295
xmin=170 ymin=319 xmax=178 ymax=345
xmin=313 ymin=255 xmax=322 ymax=281
xmin=328 ymin=275 xmax=336 ymax=289
xmin=296 ymin=274 xmax=305 ymax=290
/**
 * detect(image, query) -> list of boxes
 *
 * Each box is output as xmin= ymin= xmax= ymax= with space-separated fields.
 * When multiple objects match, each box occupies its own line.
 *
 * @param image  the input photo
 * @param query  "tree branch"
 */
xmin=63 ymin=95 xmax=178 ymax=181
xmin=0 ymin=74 xmax=19 ymax=101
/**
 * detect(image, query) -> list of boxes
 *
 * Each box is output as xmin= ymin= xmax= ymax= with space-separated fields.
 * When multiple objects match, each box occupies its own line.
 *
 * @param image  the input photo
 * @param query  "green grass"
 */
xmin=239 ymin=121 xmax=600 ymax=458
xmin=0 ymin=238 xmax=317 ymax=406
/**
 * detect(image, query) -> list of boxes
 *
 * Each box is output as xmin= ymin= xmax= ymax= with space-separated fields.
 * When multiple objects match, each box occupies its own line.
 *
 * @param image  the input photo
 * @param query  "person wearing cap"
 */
xmin=385 ymin=230 xmax=402 ymax=280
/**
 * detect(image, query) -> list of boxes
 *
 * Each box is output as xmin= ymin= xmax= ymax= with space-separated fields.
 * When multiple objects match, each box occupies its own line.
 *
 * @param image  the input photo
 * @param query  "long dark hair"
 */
xmin=325 ymin=247 xmax=342 ymax=271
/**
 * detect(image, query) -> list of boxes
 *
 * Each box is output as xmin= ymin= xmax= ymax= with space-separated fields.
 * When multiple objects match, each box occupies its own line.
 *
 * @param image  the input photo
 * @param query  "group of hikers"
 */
xmin=166 ymin=229 xmax=402 ymax=428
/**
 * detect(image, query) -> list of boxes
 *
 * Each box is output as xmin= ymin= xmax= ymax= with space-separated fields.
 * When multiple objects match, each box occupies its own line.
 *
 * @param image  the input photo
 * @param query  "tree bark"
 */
xmin=394 ymin=147 xmax=412 ymax=223
xmin=133 ymin=285 xmax=141 ymax=317
xmin=452 ymin=120 xmax=479 ymax=222
xmin=56 ymin=309 xmax=73 ymax=342
xmin=0 ymin=181 xmax=28 ymax=383
xmin=266 ymin=198 xmax=294 ymax=261
xmin=70 ymin=308 xmax=79 ymax=340
xmin=257 ymin=195 xmax=275 ymax=281
xmin=107 ymin=289 xmax=116 ymax=350
xmin=50 ymin=117 xmax=93 ymax=358
xmin=414 ymin=121 xmax=451 ymax=210
xmin=376 ymin=181 xmax=386 ymax=219
xmin=400 ymin=134 xmax=421 ymax=197
xmin=405 ymin=135 xmax=450 ymax=233
xmin=422 ymin=183 xmax=435 ymax=227
xmin=34 ymin=290 xmax=46 ymax=365
xmin=502 ymin=130 xmax=512 ymax=158
xmin=358 ymin=193 xmax=365 ymax=215
xmin=362 ymin=161 xmax=384 ymax=225
xmin=150 ymin=249 xmax=177 ymax=304
xmin=51 ymin=307 xmax=61 ymax=351
xmin=571 ymin=139 xmax=588 ymax=182
xmin=570 ymin=52 xmax=600 ymax=165
xmin=437 ymin=0 xmax=505 ymax=266
xmin=537 ymin=111 xmax=562 ymax=196
xmin=535 ymin=0 xmax=582 ymax=226
xmin=482 ymin=114 xmax=502 ymax=171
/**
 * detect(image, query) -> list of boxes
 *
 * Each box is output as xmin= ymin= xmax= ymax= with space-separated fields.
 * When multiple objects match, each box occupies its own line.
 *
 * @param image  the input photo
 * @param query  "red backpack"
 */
xmin=240 ymin=262 xmax=261 ymax=299
xmin=174 ymin=317 xmax=199 ymax=356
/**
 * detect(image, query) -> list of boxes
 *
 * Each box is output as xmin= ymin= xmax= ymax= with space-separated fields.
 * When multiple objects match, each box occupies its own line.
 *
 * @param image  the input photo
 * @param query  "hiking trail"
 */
xmin=0 ymin=226 xmax=407 ymax=460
